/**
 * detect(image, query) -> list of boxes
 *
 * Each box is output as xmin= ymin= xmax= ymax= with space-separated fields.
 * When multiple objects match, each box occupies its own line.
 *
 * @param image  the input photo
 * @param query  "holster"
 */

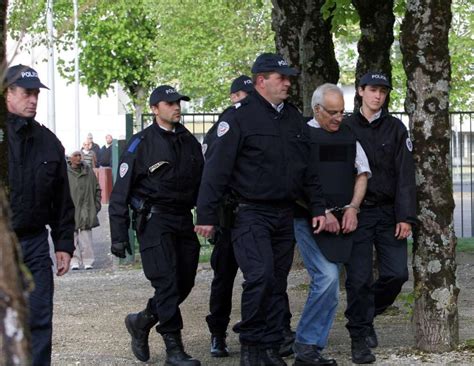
xmin=131 ymin=198 xmax=151 ymax=234
xmin=217 ymin=193 xmax=238 ymax=229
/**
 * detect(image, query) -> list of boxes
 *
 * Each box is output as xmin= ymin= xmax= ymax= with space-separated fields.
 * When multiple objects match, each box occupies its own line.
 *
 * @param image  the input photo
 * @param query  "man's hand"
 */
xmin=324 ymin=212 xmax=340 ymax=234
xmin=341 ymin=207 xmax=358 ymax=234
xmin=312 ymin=215 xmax=326 ymax=234
xmin=194 ymin=225 xmax=215 ymax=239
xmin=111 ymin=241 xmax=132 ymax=258
xmin=395 ymin=222 xmax=412 ymax=240
xmin=56 ymin=251 xmax=71 ymax=276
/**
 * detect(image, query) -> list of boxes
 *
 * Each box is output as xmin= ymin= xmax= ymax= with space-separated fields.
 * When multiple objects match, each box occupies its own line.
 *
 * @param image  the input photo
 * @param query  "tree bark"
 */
xmin=400 ymin=0 xmax=458 ymax=352
xmin=352 ymin=0 xmax=395 ymax=110
xmin=272 ymin=0 xmax=339 ymax=116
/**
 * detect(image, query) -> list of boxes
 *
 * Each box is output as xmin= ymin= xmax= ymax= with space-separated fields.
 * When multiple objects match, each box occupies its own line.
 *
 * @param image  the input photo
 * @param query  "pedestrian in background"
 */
xmin=67 ymin=150 xmax=101 ymax=270
xmin=5 ymin=64 xmax=75 ymax=366
xmin=98 ymin=134 xmax=113 ymax=167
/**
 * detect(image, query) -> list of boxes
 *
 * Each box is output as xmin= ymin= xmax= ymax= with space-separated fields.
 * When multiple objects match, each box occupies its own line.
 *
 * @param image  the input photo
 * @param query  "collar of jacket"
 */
xmin=152 ymin=120 xmax=188 ymax=136
xmin=251 ymin=90 xmax=287 ymax=116
xmin=355 ymin=108 xmax=390 ymax=128
xmin=7 ymin=113 xmax=35 ymax=133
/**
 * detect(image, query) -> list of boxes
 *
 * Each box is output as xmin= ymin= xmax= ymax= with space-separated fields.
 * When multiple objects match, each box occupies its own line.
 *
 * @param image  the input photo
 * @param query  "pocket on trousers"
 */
xmin=232 ymin=225 xmax=264 ymax=273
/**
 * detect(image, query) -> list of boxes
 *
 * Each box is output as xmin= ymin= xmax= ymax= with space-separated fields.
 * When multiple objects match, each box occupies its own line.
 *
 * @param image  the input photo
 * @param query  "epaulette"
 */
xmin=234 ymin=97 xmax=250 ymax=109
xmin=127 ymin=135 xmax=144 ymax=153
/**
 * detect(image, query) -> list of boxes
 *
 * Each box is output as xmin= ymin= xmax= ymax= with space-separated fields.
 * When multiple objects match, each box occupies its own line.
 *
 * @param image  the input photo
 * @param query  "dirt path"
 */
xmin=51 ymin=207 xmax=474 ymax=365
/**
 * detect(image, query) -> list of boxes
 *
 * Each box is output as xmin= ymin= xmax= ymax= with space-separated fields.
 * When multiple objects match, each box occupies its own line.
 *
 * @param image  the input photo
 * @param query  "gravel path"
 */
xmin=51 ymin=206 xmax=474 ymax=365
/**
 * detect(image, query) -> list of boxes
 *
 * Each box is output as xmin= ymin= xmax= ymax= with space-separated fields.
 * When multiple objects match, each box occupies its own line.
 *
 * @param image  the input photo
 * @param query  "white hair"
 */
xmin=311 ymin=83 xmax=344 ymax=110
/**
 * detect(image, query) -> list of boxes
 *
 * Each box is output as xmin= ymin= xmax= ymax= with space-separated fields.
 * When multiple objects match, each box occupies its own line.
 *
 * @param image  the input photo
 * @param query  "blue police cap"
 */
xmin=230 ymin=75 xmax=254 ymax=94
xmin=359 ymin=72 xmax=392 ymax=89
xmin=149 ymin=85 xmax=190 ymax=106
xmin=5 ymin=64 xmax=49 ymax=89
xmin=251 ymin=53 xmax=298 ymax=76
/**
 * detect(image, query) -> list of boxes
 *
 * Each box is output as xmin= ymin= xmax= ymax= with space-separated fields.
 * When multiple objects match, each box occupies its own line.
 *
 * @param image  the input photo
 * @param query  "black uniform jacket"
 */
xmin=109 ymin=121 xmax=204 ymax=244
xmin=344 ymin=110 xmax=417 ymax=224
xmin=196 ymin=91 xmax=325 ymax=225
xmin=7 ymin=113 xmax=75 ymax=255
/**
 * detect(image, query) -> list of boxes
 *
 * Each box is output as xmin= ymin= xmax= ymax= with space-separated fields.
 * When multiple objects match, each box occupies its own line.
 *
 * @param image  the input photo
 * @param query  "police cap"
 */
xmin=359 ymin=72 xmax=392 ymax=89
xmin=230 ymin=75 xmax=254 ymax=94
xmin=5 ymin=64 xmax=49 ymax=89
xmin=251 ymin=53 xmax=298 ymax=76
xmin=149 ymin=85 xmax=190 ymax=106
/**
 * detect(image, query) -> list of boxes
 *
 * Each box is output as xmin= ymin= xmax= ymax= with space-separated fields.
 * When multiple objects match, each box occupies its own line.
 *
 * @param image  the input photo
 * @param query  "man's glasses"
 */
xmin=319 ymin=104 xmax=345 ymax=117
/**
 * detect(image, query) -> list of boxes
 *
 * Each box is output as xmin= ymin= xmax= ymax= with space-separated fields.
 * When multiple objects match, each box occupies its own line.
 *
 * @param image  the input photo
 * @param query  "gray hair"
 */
xmin=311 ymin=83 xmax=344 ymax=110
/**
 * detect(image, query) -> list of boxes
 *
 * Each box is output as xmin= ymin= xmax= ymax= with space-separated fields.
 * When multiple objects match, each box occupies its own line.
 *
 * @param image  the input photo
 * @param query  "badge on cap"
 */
xmin=406 ymin=137 xmax=413 ymax=152
xmin=202 ymin=143 xmax=208 ymax=156
xmin=217 ymin=122 xmax=230 ymax=137
xmin=119 ymin=162 xmax=129 ymax=178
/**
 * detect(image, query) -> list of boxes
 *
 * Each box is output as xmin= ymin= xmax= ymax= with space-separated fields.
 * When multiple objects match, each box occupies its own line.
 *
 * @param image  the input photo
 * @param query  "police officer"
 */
xmin=204 ymin=75 xmax=254 ymax=358
xmin=344 ymin=72 xmax=416 ymax=364
xmin=5 ymin=64 xmax=75 ymax=366
xmin=195 ymin=53 xmax=326 ymax=366
xmin=109 ymin=85 xmax=204 ymax=366
xmin=293 ymin=83 xmax=371 ymax=366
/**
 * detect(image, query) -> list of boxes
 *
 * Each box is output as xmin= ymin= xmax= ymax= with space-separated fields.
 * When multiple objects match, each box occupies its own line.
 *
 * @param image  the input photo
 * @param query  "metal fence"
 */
xmin=141 ymin=111 xmax=474 ymax=237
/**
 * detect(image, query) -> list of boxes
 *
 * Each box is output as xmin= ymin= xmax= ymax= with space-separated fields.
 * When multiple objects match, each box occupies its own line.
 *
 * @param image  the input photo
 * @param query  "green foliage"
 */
xmin=397 ymin=291 xmax=415 ymax=316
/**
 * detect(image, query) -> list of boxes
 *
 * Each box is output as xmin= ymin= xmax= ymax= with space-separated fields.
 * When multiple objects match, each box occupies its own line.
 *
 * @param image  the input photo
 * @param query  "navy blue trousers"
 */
xmin=231 ymin=204 xmax=294 ymax=346
xmin=20 ymin=229 xmax=54 ymax=366
xmin=344 ymin=205 xmax=409 ymax=338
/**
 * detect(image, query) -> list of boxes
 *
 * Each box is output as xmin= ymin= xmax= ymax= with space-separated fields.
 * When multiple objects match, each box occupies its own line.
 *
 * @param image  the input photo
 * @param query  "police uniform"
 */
xmin=109 ymin=86 xmax=203 ymax=365
xmin=344 ymin=108 xmax=416 ymax=339
xmin=6 ymin=65 xmax=75 ymax=366
xmin=196 ymin=66 xmax=325 ymax=360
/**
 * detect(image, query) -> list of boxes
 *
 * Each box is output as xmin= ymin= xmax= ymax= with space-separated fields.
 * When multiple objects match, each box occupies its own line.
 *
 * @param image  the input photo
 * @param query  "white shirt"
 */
xmin=307 ymin=118 xmax=372 ymax=178
xmin=360 ymin=107 xmax=382 ymax=123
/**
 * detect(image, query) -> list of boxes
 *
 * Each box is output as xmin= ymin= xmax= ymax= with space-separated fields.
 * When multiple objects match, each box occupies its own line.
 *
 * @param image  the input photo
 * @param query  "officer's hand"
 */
xmin=194 ymin=225 xmax=215 ymax=239
xmin=312 ymin=215 xmax=326 ymax=234
xmin=395 ymin=222 xmax=412 ymax=240
xmin=56 ymin=251 xmax=71 ymax=276
xmin=342 ymin=207 xmax=358 ymax=234
xmin=324 ymin=213 xmax=339 ymax=234
xmin=111 ymin=241 xmax=132 ymax=258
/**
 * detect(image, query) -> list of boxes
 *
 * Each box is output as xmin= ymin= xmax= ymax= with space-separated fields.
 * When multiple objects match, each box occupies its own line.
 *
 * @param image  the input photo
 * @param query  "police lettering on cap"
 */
xmin=230 ymin=75 xmax=254 ymax=94
xmin=359 ymin=72 xmax=392 ymax=89
xmin=5 ymin=64 xmax=49 ymax=89
xmin=251 ymin=53 xmax=298 ymax=76
xmin=149 ymin=85 xmax=190 ymax=106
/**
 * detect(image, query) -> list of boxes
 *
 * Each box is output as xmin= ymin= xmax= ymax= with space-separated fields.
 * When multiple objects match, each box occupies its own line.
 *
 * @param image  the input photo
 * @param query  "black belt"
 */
xmin=361 ymin=199 xmax=394 ymax=208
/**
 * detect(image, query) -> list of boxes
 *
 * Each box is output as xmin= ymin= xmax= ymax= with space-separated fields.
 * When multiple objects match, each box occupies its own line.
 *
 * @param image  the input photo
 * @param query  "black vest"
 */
xmin=308 ymin=123 xmax=357 ymax=263
xmin=310 ymin=123 xmax=356 ymax=209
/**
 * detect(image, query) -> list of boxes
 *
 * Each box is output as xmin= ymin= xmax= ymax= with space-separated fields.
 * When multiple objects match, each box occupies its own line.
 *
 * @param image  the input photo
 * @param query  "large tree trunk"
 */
xmin=0 ymin=0 xmax=31 ymax=363
xmin=272 ymin=0 xmax=339 ymax=116
xmin=400 ymin=0 xmax=458 ymax=352
xmin=352 ymin=0 xmax=395 ymax=110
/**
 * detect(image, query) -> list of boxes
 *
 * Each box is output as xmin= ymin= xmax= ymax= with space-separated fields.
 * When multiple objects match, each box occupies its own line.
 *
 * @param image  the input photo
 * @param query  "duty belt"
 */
xmin=361 ymin=199 xmax=394 ymax=208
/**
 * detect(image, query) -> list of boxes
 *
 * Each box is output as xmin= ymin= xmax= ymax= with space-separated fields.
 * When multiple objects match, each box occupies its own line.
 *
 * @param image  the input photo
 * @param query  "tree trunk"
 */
xmin=352 ymin=0 xmax=395 ymax=110
xmin=400 ymin=0 xmax=458 ymax=352
xmin=272 ymin=0 xmax=339 ymax=116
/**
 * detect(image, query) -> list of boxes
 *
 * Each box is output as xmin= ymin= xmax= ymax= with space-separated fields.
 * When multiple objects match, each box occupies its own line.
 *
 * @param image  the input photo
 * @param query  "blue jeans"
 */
xmin=294 ymin=218 xmax=340 ymax=348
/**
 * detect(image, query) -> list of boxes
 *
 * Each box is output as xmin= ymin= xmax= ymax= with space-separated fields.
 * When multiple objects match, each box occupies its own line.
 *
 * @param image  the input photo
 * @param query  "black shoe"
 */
xmin=260 ymin=346 xmax=287 ymax=366
xmin=124 ymin=310 xmax=158 ymax=362
xmin=351 ymin=337 xmax=375 ymax=364
xmin=293 ymin=342 xmax=337 ymax=365
xmin=162 ymin=332 xmax=201 ymax=366
xmin=240 ymin=345 xmax=260 ymax=366
xmin=210 ymin=333 xmax=229 ymax=357
xmin=279 ymin=328 xmax=295 ymax=357
xmin=365 ymin=327 xmax=378 ymax=348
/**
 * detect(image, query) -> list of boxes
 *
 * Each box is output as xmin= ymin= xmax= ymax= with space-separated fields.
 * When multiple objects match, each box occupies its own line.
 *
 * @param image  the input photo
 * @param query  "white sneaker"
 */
xmin=84 ymin=265 xmax=93 ymax=270
xmin=71 ymin=265 xmax=80 ymax=270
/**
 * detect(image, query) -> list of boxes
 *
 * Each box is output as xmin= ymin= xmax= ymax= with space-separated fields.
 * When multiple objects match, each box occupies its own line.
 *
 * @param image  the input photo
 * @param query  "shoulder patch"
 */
xmin=217 ymin=121 xmax=230 ymax=137
xmin=119 ymin=162 xmax=129 ymax=178
xmin=127 ymin=136 xmax=143 ymax=153
xmin=406 ymin=137 xmax=413 ymax=152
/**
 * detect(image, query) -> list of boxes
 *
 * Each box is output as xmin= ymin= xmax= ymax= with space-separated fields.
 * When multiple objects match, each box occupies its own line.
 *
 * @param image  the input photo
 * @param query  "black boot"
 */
xmin=162 ymin=332 xmax=201 ymax=366
xmin=210 ymin=333 xmax=229 ymax=357
xmin=365 ymin=326 xmax=378 ymax=348
xmin=240 ymin=345 xmax=260 ymax=366
xmin=124 ymin=309 xmax=158 ymax=362
xmin=279 ymin=328 xmax=295 ymax=357
xmin=351 ymin=337 xmax=375 ymax=364
xmin=293 ymin=342 xmax=337 ymax=365
xmin=260 ymin=346 xmax=287 ymax=366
